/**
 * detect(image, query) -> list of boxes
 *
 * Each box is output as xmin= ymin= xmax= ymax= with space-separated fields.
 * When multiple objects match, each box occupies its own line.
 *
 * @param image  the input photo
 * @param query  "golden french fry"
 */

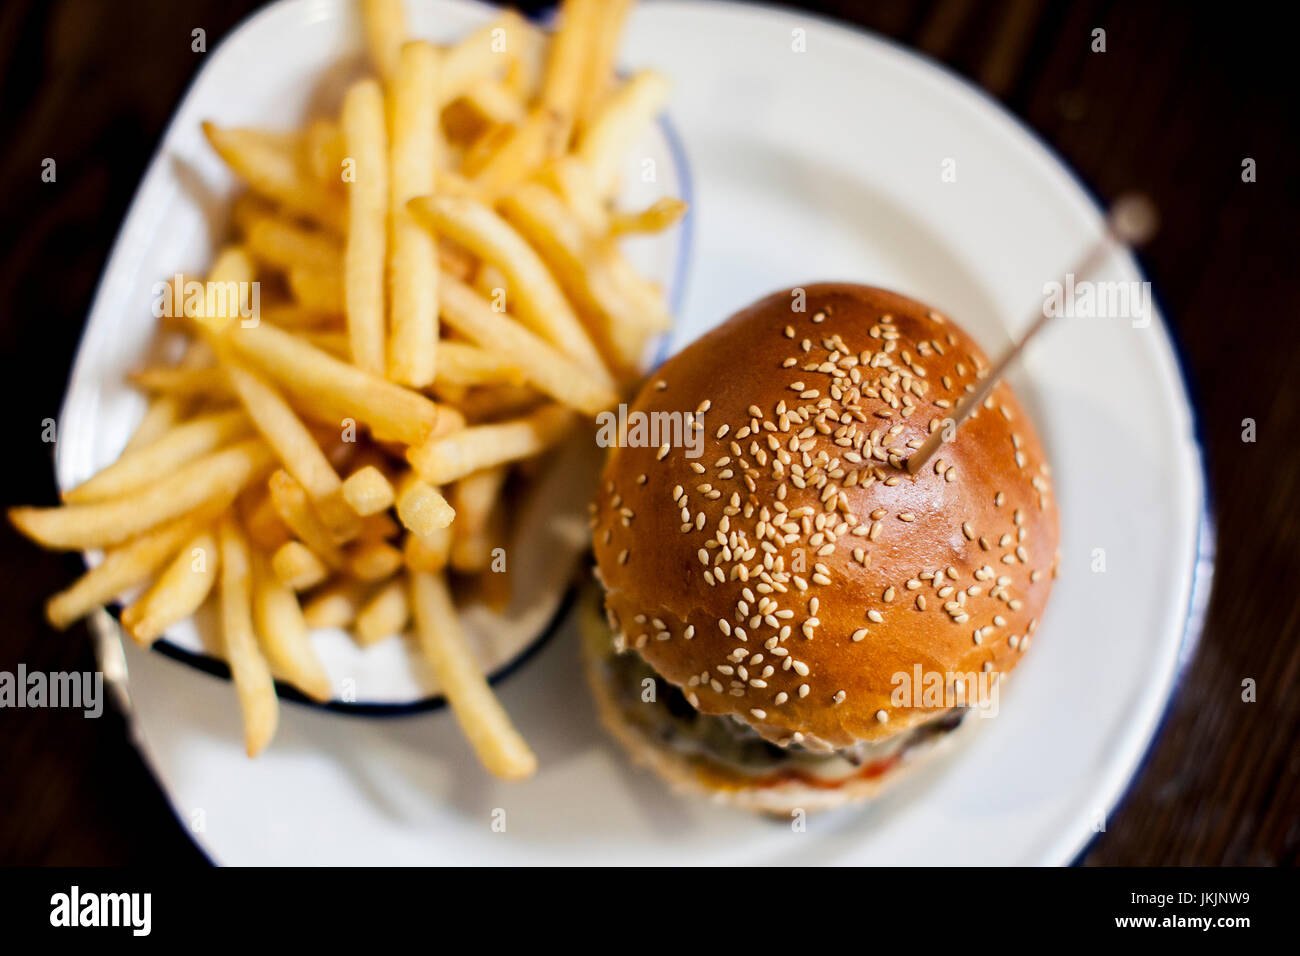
xmin=341 ymin=465 xmax=395 ymax=516
xmin=359 ymin=510 xmax=401 ymax=540
xmin=441 ymin=11 xmax=525 ymax=103
xmin=298 ymin=330 xmax=350 ymax=359
xmin=10 ymin=439 xmax=271 ymax=551
xmin=218 ymin=517 xmax=278 ymax=757
xmin=288 ymin=267 xmax=345 ymax=313
xmin=499 ymin=182 xmax=662 ymax=377
xmin=610 ymin=196 xmax=689 ymax=236
xmin=231 ymin=191 xmax=277 ymax=237
xmin=65 ymin=409 xmax=251 ymax=503
xmin=121 ymin=341 xmax=216 ymax=452
xmin=438 ymin=235 xmax=478 ymax=279
xmin=461 ymin=80 xmax=526 ymax=126
xmin=500 ymin=13 xmax=547 ymax=103
xmin=203 ymin=123 xmax=344 ymax=231
xmin=246 ymin=216 xmax=343 ymax=273
xmin=302 ymin=578 xmax=367 ymax=629
xmin=341 ymin=79 xmax=389 ymax=375
xmin=408 ymin=194 xmax=610 ymax=380
xmin=576 ymin=70 xmax=671 ymax=196
xmin=450 ymin=466 xmax=507 ymax=572
xmin=575 ymin=0 xmax=632 ymax=128
xmin=539 ymin=0 xmax=601 ymax=153
xmin=403 ymin=525 xmax=452 ymax=572
xmin=121 ymin=397 xmax=183 ymax=454
xmin=225 ymin=321 xmax=462 ymax=446
xmin=182 ymin=247 xmax=257 ymax=336
xmin=222 ymin=356 xmax=358 ymax=541
xmin=396 ymin=474 xmax=455 ymax=536
xmin=409 ymin=570 xmax=536 ymax=779
xmin=266 ymin=470 xmax=345 ymax=570
xmin=470 ymin=108 xmax=564 ymax=198
xmin=433 ymin=341 xmax=524 ymax=387
xmin=361 ymin=0 xmax=406 ymax=83
xmin=438 ymin=274 xmax=616 ymax=415
xmin=531 ymin=155 xmax=608 ymax=235
xmin=122 ymin=527 xmax=219 ymax=645
xmin=407 ymin=404 xmax=573 ymax=484
xmin=251 ymin=550 xmax=332 ymax=702
xmin=45 ymin=511 xmax=214 ymax=630
xmin=348 ymin=539 xmax=404 ymax=582
xmin=355 ymin=576 xmax=409 ymax=645
xmin=129 ymin=366 xmax=232 ymax=400
xmin=271 ymin=539 xmax=330 ymax=591
xmin=261 ymin=305 xmax=340 ymax=329
xmin=442 ymin=383 xmax=545 ymax=423
xmin=302 ymin=119 xmax=345 ymax=187
xmin=243 ymin=488 xmax=293 ymax=551
xmin=388 ymin=41 xmax=440 ymax=387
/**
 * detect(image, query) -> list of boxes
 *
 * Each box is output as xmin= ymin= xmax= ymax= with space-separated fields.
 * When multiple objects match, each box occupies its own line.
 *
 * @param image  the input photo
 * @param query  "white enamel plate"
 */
xmin=85 ymin=0 xmax=1210 ymax=864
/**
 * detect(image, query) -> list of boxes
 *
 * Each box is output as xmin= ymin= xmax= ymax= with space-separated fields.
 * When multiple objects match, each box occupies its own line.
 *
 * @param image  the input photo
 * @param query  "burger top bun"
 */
xmin=591 ymin=283 xmax=1059 ymax=752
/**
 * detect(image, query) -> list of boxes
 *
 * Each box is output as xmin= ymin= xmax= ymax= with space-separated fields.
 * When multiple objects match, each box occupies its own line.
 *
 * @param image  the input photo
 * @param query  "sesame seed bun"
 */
xmin=590 ymin=283 xmax=1059 ymax=758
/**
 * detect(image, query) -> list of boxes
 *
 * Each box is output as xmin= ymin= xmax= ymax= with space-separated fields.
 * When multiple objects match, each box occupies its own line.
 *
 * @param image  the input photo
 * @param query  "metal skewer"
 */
xmin=905 ymin=193 xmax=1158 ymax=475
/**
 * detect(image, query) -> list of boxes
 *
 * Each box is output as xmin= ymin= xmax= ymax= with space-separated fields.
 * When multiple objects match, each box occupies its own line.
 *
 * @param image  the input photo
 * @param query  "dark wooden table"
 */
xmin=1 ymin=0 xmax=1295 ymax=866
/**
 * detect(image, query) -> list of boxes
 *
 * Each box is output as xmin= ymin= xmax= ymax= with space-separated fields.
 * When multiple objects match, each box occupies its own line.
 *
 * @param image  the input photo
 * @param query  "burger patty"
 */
xmin=599 ymin=640 xmax=968 ymax=784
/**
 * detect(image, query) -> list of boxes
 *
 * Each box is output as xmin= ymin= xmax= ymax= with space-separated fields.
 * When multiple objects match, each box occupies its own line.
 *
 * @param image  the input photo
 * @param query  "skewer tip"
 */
xmin=1107 ymin=193 xmax=1159 ymax=246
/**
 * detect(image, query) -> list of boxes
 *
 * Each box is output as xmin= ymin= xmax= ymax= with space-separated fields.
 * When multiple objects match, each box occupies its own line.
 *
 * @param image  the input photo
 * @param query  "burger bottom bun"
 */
xmin=579 ymin=587 xmax=978 ymax=816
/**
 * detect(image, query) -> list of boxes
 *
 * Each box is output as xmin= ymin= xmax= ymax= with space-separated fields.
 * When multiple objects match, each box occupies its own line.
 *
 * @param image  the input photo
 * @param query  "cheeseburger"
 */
xmin=585 ymin=283 xmax=1059 ymax=813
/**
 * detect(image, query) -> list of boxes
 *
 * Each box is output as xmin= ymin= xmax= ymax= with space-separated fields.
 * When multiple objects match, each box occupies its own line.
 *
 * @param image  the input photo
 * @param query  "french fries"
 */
xmin=225 ymin=321 xmax=461 ymax=446
xmin=11 ymin=440 xmax=270 ymax=550
xmin=408 ymin=404 xmax=574 ymax=485
xmin=386 ymin=41 xmax=441 ymax=387
xmin=121 ymin=526 xmax=220 ymax=645
xmin=408 ymin=194 xmax=611 ymax=380
xmin=272 ymin=540 xmax=331 ymax=591
xmin=355 ymin=576 xmax=409 ymax=645
xmin=246 ymin=215 xmax=343 ymax=273
xmin=46 ymin=511 xmax=216 ymax=630
xmin=251 ymin=550 xmax=333 ymax=702
xmin=361 ymin=0 xmax=406 ymax=84
xmin=450 ymin=466 xmax=507 ymax=572
xmin=64 ymin=409 xmax=251 ymax=503
xmin=341 ymin=465 xmax=395 ymax=516
xmin=218 ymin=517 xmax=279 ymax=757
xmin=395 ymin=473 xmax=456 ymax=535
xmin=222 ymin=356 xmax=359 ymax=541
xmin=10 ymin=0 xmax=685 ymax=776
xmin=539 ymin=0 xmax=600 ymax=153
xmin=577 ymin=69 xmax=671 ymax=196
xmin=203 ymin=123 xmax=345 ymax=231
xmin=410 ymin=570 xmax=536 ymax=779
xmin=441 ymin=11 xmax=527 ymax=102
xmin=341 ymin=78 xmax=389 ymax=375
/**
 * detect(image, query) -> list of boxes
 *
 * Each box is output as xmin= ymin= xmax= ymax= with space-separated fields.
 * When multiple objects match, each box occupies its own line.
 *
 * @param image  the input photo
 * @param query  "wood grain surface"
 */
xmin=0 ymin=0 xmax=1294 ymax=866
